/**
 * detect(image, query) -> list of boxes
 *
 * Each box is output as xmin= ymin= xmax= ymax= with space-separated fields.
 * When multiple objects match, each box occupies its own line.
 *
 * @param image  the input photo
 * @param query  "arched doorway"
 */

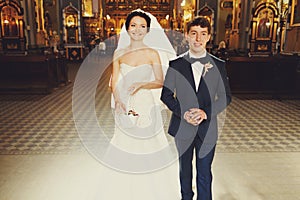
xmin=0 ymin=0 xmax=26 ymax=54
xmin=249 ymin=1 xmax=279 ymax=56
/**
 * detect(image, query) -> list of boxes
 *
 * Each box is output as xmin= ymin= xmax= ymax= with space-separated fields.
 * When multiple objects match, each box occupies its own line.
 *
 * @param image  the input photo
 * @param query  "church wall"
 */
xmin=284 ymin=26 xmax=300 ymax=53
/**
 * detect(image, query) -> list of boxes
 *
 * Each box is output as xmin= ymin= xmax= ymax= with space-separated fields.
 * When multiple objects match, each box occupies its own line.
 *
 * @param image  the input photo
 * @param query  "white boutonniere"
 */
xmin=203 ymin=62 xmax=213 ymax=76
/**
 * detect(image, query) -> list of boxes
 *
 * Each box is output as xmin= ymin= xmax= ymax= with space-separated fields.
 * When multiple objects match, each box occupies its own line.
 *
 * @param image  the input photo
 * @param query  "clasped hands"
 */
xmin=184 ymin=108 xmax=207 ymax=126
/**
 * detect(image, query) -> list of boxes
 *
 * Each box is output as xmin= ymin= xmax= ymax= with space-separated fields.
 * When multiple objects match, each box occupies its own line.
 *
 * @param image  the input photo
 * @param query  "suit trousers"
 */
xmin=175 ymin=134 xmax=216 ymax=200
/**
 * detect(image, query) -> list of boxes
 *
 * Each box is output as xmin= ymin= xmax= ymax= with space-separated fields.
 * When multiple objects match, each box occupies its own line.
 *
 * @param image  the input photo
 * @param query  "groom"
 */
xmin=161 ymin=17 xmax=231 ymax=200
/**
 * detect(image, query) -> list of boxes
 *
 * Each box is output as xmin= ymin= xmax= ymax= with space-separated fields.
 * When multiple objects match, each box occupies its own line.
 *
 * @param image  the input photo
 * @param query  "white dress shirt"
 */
xmin=189 ymin=51 xmax=207 ymax=92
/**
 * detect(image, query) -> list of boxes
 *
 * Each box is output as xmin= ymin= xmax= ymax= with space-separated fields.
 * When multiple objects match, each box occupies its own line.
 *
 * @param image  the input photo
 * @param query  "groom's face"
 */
xmin=185 ymin=25 xmax=211 ymax=57
xmin=128 ymin=16 xmax=148 ymax=41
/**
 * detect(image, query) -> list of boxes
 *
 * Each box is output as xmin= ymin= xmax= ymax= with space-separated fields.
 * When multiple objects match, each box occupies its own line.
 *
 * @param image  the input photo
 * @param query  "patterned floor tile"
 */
xmin=0 ymin=59 xmax=299 ymax=154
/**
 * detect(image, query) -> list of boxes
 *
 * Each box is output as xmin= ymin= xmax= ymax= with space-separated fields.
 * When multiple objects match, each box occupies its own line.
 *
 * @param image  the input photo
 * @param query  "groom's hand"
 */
xmin=189 ymin=108 xmax=207 ymax=121
xmin=184 ymin=110 xmax=201 ymax=126
xmin=184 ymin=108 xmax=207 ymax=126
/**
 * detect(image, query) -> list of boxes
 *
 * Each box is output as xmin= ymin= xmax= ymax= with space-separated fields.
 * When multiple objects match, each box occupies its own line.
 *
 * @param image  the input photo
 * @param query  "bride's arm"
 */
xmin=111 ymin=50 xmax=126 ymax=113
xmin=129 ymin=50 xmax=163 ymax=95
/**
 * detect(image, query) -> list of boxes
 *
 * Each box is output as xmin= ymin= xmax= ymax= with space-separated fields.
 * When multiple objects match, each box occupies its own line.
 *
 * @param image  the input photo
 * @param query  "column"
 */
xmin=238 ymin=0 xmax=253 ymax=52
xmin=24 ymin=0 xmax=37 ymax=48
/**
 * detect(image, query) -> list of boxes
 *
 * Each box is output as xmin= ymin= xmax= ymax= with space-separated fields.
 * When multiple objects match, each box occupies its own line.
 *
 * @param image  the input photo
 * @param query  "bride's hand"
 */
xmin=115 ymin=101 xmax=126 ymax=114
xmin=128 ymin=82 xmax=144 ymax=95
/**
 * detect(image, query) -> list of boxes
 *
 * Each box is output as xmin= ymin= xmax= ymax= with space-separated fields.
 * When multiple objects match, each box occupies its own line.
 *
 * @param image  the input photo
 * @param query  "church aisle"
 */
xmin=0 ymin=152 xmax=299 ymax=200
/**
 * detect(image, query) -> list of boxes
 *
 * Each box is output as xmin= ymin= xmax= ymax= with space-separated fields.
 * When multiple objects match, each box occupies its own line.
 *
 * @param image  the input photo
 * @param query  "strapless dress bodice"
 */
xmin=119 ymin=63 xmax=153 ymax=83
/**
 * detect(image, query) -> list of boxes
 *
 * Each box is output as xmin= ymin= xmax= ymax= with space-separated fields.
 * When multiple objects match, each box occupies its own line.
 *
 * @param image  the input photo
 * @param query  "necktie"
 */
xmin=189 ymin=56 xmax=208 ymax=65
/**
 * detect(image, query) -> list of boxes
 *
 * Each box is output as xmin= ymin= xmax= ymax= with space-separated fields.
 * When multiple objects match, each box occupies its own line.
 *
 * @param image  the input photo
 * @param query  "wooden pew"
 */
xmin=225 ymin=55 xmax=300 ymax=96
xmin=0 ymin=54 xmax=66 ymax=94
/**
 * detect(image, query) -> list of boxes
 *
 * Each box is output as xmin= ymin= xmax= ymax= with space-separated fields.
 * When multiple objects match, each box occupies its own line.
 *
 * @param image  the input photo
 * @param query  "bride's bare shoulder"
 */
xmin=113 ymin=48 xmax=126 ymax=59
xmin=144 ymin=47 xmax=160 ymax=58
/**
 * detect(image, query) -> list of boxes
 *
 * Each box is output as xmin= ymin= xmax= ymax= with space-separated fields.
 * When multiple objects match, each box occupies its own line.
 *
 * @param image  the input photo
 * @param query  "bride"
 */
xmin=97 ymin=9 xmax=181 ymax=200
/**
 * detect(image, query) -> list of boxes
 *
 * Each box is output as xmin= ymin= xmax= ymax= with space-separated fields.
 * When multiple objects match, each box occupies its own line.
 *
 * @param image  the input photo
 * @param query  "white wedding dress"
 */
xmin=96 ymin=63 xmax=180 ymax=200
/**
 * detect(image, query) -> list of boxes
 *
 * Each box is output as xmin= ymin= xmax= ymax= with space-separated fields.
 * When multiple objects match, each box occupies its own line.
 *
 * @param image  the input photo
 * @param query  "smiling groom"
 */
xmin=161 ymin=17 xmax=232 ymax=200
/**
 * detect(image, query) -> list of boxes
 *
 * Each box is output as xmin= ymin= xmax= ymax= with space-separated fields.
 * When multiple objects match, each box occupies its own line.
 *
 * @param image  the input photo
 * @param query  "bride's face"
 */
xmin=127 ymin=16 xmax=148 ymax=41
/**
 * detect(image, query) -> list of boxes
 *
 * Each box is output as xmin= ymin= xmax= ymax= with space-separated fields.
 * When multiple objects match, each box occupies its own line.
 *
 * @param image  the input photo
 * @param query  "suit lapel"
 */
xmin=196 ymin=54 xmax=215 ymax=94
xmin=200 ymin=55 xmax=218 ymax=95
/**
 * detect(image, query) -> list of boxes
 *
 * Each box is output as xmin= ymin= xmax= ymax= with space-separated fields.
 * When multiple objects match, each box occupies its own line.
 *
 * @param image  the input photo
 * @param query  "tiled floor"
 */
xmin=0 ymin=53 xmax=299 ymax=199
xmin=0 ymin=152 xmax=299 ymax=200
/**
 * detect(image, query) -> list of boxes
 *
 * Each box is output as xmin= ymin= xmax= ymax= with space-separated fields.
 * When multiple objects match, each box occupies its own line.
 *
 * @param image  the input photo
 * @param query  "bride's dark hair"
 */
xmin=125 ymin=10 xmax=151 ymax=32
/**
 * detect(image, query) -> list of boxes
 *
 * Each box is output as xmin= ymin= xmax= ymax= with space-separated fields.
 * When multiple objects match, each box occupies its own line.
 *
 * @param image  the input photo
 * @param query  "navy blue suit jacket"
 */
xmin=161 ymin=52 xmax=231 ymax=142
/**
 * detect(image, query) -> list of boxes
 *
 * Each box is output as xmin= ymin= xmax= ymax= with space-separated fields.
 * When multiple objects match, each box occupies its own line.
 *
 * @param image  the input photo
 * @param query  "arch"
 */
xmin=0 ymin=0 xmax=23 ymax=15
xmin=62 ymin=3 xmax=82 ymax=44
xmin=254 ymin=2 xmax=279 ymax=18
xmin=249 ymin=1 xmax=280 ymax=56
xmin=0 ymin=0 xmax=26 ymax=54
xmin=1 ymin=5 xmax=19 ymax=37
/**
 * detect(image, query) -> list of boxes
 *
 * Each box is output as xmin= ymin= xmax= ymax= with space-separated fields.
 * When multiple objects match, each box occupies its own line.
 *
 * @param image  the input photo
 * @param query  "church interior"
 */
xmin=0 ymin=0 xmax=299 ymax=199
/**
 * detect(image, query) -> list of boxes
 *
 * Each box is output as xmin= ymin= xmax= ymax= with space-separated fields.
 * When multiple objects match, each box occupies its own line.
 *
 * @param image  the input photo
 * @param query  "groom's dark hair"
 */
xmin=125 ymin=11 xmax=151 ymax=32
xmin=186 ymin=16 xmax=211 ymax=34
